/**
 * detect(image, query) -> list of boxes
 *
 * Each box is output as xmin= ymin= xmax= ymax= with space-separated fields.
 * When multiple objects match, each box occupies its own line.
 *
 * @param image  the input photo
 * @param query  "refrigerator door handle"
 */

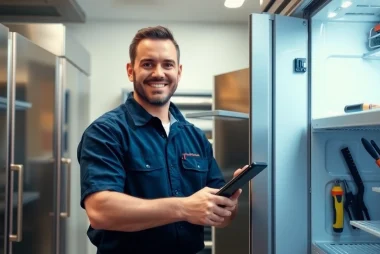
xmin=60 ymin=158 xmax=71 ymax=218
xmin=9 ymin=164 xmax=24 ymax=242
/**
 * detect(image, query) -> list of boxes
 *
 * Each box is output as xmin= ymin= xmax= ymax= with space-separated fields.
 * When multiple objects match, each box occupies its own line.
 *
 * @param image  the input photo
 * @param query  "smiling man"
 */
xmin=77 ymin=26 xmax=245 ymax=254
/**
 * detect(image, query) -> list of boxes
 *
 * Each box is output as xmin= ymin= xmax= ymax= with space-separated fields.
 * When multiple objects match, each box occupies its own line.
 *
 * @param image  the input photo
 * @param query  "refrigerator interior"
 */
xmin=310 ymin=0 xmax=380 ymax=252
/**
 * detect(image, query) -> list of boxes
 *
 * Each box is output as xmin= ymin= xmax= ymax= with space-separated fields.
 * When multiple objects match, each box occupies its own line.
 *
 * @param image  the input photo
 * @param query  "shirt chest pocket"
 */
xmin=181 ymin=157 xmax=209 ymax=191
xmin=128 ymin=156 xmax=165 ymax=172
xmin=126 ymin=155 xmax=168 ymax=198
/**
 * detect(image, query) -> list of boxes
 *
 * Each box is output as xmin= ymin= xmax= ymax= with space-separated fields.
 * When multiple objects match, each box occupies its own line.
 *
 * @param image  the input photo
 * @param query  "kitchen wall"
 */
xmin=66 ymin=21 xmax=249 ymax=122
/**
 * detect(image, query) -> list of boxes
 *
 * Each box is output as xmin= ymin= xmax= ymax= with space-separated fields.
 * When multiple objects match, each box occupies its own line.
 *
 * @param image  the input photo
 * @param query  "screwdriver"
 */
xmin=331 ymin=180 xmax=344 ymax=233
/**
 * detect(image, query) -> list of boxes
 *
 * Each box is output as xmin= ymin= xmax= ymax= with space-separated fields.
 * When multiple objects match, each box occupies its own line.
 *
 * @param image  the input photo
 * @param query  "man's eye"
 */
xmin=165 ymin=63 xmax=174 ymax=68
xmin=143 ymin=63 xmax=152 ymax=67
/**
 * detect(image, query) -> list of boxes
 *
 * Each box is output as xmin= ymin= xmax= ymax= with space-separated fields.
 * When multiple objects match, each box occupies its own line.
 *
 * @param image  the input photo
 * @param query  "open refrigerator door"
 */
xmin=309 ymin=0 xmax=380 ymax=253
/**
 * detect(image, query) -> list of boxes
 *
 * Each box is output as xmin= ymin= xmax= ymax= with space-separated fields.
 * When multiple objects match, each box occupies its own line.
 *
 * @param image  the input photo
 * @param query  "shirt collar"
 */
xmin=125 ymin=91 xmax=187 ymax=127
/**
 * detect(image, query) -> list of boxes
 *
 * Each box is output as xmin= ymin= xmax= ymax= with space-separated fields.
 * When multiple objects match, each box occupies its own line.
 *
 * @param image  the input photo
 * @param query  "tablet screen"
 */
xmin=216 ymin=162 xmax=267 ymax=197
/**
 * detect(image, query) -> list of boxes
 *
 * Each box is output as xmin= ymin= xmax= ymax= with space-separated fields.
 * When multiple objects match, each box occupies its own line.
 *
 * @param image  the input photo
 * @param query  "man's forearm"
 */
xmin=85 ymin=191 xmax=184 ymax=232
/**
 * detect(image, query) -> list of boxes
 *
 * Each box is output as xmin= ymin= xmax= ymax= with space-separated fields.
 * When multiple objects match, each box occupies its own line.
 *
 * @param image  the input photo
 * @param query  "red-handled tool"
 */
xmin=361 ymin=138 xmax=380 ymax=167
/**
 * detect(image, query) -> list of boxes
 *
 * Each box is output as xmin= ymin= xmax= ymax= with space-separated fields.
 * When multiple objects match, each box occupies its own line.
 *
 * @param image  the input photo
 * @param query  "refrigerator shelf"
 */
xmin=0 ymin=192 xmax=40 ymax=211
xmin=0 ymin=96 xmax=32 ymax=110
xmin=185 ymin=110 xmax=249 ymax=120
xmin=350 ymin=221 xmax=380 ymax=238
xmin=313 ymin=242 xmax=380 ymax=254
xmin=312 ymin=110 xmax=380 ymax=131
xmin=363 ymin=47 xmax=380 ymax=60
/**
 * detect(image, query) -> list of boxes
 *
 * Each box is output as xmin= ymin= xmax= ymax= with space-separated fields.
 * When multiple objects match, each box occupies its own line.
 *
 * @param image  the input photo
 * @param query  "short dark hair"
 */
xmin=129 ymin=26 xmax=180 ymax=66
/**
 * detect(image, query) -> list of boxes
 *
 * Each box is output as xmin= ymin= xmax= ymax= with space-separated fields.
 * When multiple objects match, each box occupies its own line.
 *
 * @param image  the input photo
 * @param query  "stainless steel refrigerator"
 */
xmin=188 ymin=1 xmax=380 ymax=253
xmin=0 ymin=23 xmax=91 ymax=254
xmin=187 ymin=13 xmax=309 ymax=254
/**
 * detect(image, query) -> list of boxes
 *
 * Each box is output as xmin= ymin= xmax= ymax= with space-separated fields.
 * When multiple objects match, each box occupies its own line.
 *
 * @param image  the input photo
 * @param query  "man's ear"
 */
xmin=177 ymin=64 xmax=182 ymax=83
xmin=126 ymin=63 xmax=133 ymax=82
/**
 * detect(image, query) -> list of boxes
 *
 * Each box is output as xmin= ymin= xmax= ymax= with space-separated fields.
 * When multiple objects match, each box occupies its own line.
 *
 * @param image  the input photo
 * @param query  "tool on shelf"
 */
xmin=371 ymin=140 xmax=380 ymax=157
xmin=331 ymin=180 xmax=344 ymax=233
xmin=341 ymin=147 xmax=371 ymax=222
xmin=344 ymin=103 xmax=380 ymax=113
xmin=361 ymin=138 xmax=380 ymax=167
xmin=368 ymin=24 xmax=380 ymax=49
xmin=342 ymin=180 xmax=356 ymax=229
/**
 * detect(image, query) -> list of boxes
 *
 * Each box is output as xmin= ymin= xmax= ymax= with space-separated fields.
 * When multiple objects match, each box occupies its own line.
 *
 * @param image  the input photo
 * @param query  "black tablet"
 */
xmin=216 ymin=162 xmax=267 ymax=197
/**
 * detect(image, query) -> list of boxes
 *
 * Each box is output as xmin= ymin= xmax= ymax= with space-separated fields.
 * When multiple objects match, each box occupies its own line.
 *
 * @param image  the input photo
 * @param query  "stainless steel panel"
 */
xmin=55 ymin=58 xmax=64 ymax=254
xmin=64 ymin=31 xmax=91 ymax=76
xmin=212 ymin=68 xmax=250 ymax=254
xmin=249 ymin=13 xmax=273 ymax=254
xmin=273 ymin=15 xmax=309 ymax=254
xmin=0 ymin=0 xmax=86 ymax=23
xmin=186 ymin=110 xmax=249 ymax=120
xmin=10 ymin=33 xmax=57 ymax=254
xmin=61 ymin=60 xmax=88 ymax=254
xmin=2 ymin=23 xmax=90 ymax=75
xmin=214 ymin=69 xmax=250 ymax=114
xmin=74 ymin=67 xmax=90 ymax=254
xmin=0 ymin=23 xmax=9 ymax=254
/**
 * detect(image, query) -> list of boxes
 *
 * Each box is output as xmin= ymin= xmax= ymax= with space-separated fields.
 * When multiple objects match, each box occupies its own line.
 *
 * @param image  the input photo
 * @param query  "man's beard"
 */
xmin=133 ymin=72 xmax=177 ymax=106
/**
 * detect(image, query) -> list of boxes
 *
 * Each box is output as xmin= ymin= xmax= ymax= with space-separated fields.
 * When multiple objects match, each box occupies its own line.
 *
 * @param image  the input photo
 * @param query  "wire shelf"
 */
xmin=315 ymin=242 xmax=380 ymax=253
xmin=350 ymin=221 xmax=380 ymax=238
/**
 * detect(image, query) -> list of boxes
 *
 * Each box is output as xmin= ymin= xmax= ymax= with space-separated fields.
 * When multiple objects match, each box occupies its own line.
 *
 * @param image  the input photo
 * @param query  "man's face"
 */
xmin=127 ymin=39 xmax=182 ymax=106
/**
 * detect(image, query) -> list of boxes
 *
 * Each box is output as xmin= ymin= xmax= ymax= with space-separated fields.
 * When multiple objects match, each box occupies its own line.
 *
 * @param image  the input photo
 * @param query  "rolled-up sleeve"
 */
xmin=204 ymin=138 xmax=226 ymax=189
xmin=78 ymin=122 xmax=126 ymax=209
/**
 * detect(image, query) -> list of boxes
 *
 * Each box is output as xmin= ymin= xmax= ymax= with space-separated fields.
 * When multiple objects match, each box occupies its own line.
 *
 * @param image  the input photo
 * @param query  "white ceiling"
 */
xmin=76 ymin=0 xmax=263 ymax=24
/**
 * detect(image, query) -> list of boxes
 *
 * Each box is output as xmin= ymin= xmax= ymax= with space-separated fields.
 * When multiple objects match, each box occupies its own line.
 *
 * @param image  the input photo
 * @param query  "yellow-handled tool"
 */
xmin=331 ymin=180 xmax=344 ymax=233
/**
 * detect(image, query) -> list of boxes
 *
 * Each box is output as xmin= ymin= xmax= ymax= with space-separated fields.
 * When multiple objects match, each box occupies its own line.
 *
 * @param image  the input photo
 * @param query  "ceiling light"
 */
xmin=341 ymin=1 xmax=352 ymax=8
xmin=224 ymin=0 xmax=245 ymax=8
xmin=328 ymin=12 xmax=337 ymax=18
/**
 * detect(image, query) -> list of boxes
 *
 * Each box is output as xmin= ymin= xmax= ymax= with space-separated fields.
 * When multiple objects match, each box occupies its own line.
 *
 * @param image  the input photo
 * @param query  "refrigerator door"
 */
xmin=249 ymin=13 xmax=274 ymax=254
xmin=272 ymin=15 xmax=309 ymax=254
xmin=249 ymin=13 xmax=309 ymax=254
xmin=0 ymin=24 xmax=9 ymax=254
xmin=60 ymin=59 xmax=89 ymax=254
xmin=7 ymin=33 xmax=57 ymax=254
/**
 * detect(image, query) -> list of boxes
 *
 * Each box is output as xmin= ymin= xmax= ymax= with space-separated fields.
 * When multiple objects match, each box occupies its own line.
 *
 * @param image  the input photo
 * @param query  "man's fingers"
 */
xmin=209 ymin=213 xmax=225 ymax=223
xmin=230 ymin=189 xmax=242 ymax=200
xmin=205 ymin=218 xmax=222 ymax=227
xmin=212 ymin=195 xmax=235 ymax=207
xmin=205 ymin=187 xmax=220 ymax=194
xmin=213 ymin=205 xmax=232 ymax=217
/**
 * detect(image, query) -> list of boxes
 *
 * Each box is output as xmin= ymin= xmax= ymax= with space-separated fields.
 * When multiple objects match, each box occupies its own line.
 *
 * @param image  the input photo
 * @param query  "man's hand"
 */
xmin=181 ymin=187 xmax=236 ymax=227
xmin=215 ymin=165 xmax=248 ymax=227
xmin=181 ymin=165 xmax=248 ymax=227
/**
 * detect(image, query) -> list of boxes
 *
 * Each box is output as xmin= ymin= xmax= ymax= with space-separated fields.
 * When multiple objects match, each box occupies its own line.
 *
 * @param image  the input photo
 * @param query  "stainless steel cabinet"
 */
xmin=0 ymin=26 xmax=58 ymax=254
xmin=0 ymin=23 xmax=91 ymax=254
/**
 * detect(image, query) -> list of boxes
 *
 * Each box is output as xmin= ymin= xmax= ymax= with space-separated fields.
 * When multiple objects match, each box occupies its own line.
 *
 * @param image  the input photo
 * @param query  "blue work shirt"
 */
xmin=77 ymin=92 xmax=226 ymax=254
